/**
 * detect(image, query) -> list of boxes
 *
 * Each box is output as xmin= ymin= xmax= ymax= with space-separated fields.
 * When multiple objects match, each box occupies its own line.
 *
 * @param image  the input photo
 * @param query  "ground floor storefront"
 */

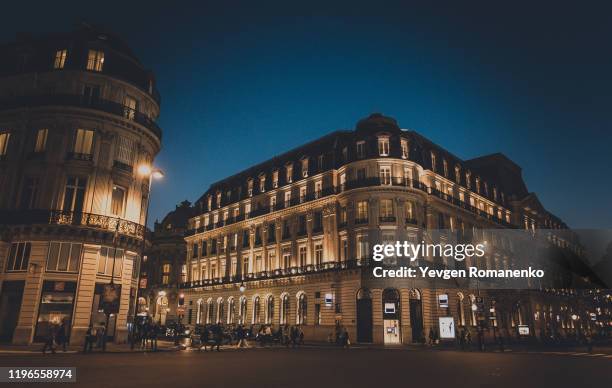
xmin=178 ymin=270 xmax=608 ymax=345
xmin=0 ymin=240 xmax=140 ymax=346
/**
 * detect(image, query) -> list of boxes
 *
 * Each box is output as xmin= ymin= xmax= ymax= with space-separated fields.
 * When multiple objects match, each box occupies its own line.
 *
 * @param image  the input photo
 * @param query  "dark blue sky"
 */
xmin=3 ymin=1 xmax=611 ymax=228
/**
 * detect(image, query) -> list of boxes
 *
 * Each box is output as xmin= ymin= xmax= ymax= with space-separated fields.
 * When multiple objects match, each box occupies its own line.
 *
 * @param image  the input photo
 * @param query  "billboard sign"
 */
xmin=439 ymin=317 xmax=455 ymax=339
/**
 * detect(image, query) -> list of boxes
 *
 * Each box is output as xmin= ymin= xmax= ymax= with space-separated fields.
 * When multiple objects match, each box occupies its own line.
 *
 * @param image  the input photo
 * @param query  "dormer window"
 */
xmin=259 ymin=175 xmax=266 ymax=193
xmin=317 ymin=154 xmax=324 ymax=170
xmin=356 ymin=141 xmax=366 ymax=159
xmin=272 ymin=170 xmax=279 ymax=188
xmin=430 ymin=151 xmax=437 ymax=172
xmin=216 ymin=192 xmax=222 ymax=207
xmin=286 ymin=164 xmax=293 ymax=183
xmin=301 ymin=158 xmax=309 ymax=178
xmin=378 ymin=137 xmax=390 ymax=156
xmin=314 ymin=180 xmax=322 ymax=198
xmin=443 ymin=159 xmax=448 ymax=177
xmin=475 ymin=177 xmax=481 ymax=194
xmin=493 ymin=187 xmax=498 ymax=201
xmin=342 ymin=146 xmax=348 ymax=161
xmin=484 ymin=182 xmax=489 ymax=196
xmin=401 ymin=139 xmax=409 ymax=159
xmin=226 ymin=190 xmax=232 ymax=202
xmin=247 ymin=179 xmax=254 ymax=197
xmin=299 ymin=186 xmax=306 ymax=203
xmin=207 ymin=196 xmax=212 ymax=211
xmin=454 ymin=165 xmax=461 ymax=183
xmin=86 ymin=49 xmax=104 ymax=72
xmin=53 ymin=49 xmax=67 ymax=69
xmin=465 ymin=171 xmax=472 ymax=190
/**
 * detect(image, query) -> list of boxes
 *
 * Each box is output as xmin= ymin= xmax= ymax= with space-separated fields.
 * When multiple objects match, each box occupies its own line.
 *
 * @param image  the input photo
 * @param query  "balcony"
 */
xmin=0 ymin=94 xmax=162 ymax=140
xmin=379 ymin=216 xmax=396 ymax=223
xmin=66 ymin=152 xmax=93 ymax=161
xmin=0 ymin=209 xmax=145 ymax=239
xmin=112 ymin=160 xmax=133 ymax=173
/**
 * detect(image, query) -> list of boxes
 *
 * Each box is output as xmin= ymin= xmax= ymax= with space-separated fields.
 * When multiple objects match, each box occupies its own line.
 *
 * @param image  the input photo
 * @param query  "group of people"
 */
xmin=41 ymin=320 xmax=69 ymax=354
xmin=194 ymin=323 xmax=306 ymax=350
xmin=129 ymin=318 xmax=162 ymax=351
xmin=329 ymin=325 xmax=350 ymax=348
xmin=82 ymin=322 xmax=108 ymax=353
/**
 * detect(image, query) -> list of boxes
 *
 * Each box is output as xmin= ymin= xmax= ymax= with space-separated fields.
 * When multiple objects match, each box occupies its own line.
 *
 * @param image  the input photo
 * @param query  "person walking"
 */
xmin=342 ymin=327 xmax=350 ymax=348
xmin=201 ymin=326 xmax=210 ymax=351
xmin=211 ymin=323 xmax=222 ymax=352
xmin=42 ymin=324 xmax=56 ymax=354
xmin=290 ymin=326 xmax=298 ymax=348
xmin=56 ymin=320 xmax=68 ymax=352
xmin=83 ymin=324 xmax=94 ymax=354
xmin=428 ymin=327 xmax=435 ymax=346
xmin=150 ymin=323 xmax=159 ymax=351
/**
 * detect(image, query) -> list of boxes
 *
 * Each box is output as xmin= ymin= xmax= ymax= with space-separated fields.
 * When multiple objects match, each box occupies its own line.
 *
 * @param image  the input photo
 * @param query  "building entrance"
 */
xmin=0 ymin=281 xmax=24 ymax=342
xmin=409 ymin=289 xmax=423 ymax=343
xmin=356 ymin=288 xmax=372 ymax=343
xmin=382 ymin=288 xmax=401 ymax=345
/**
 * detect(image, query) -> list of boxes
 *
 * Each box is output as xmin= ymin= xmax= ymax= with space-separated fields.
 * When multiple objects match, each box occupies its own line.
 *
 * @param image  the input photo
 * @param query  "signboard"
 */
xmin=99 ymin=284 xmax=121 ymax=315
xmin=439 ymin=317 xmax=455 ymax=339
xmin=518 ymin=325 xmax=530 ymax=336
xmin=324 ymin=293 xmax=333 ymax=305
xmin=438 ymin=294 xmax=449 ymax=308
xmin=384 ymin=303 xmax=396 ymax=314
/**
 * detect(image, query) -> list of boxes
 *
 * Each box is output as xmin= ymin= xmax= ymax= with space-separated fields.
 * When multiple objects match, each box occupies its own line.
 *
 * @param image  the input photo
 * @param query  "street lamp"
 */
xmin=130 ymin=163 xmax=164 ymax=349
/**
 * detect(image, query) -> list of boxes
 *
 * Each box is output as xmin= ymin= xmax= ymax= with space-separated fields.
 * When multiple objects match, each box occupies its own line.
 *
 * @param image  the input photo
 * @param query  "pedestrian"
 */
xmin=466 ymin=330 xmax=472 ymax=350
xmin=150 ymin=323 xmax=158 ymax=351
xmin=459 ymin=328 xmax=466 ymax=350
xmin=141 ymin=323 xmax=149 ymax=350
xmin=201 ymin=326 xmax=210 ymax=351
xmin=236 ymin=324 xmax=248 ymax=348
xmin=298 ymin=327 xmax=304 ymax=346
xmin=42 ymin=324 xmax=56 ymax=354
xmin=100 ymin=324 xmax=107 ymax=352
xmin=83 ymin=324 xmax=94 ymax=354
xmin=290 ymin=326 xmax=298 ymax=348
xmin=56 ymin=320 xmax=68 ymax=352
xmin=211 ymin=323 xmax=222 ymax=352
xmin=428 ymin=327 xmax=435 ymax=346
xmin=342 ymin=327 xmax=350 ymax=348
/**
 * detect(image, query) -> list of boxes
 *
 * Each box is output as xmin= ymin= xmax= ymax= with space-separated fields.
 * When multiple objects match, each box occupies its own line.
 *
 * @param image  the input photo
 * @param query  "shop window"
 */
xmin=5 ymin=242 xmax=31 ymax=272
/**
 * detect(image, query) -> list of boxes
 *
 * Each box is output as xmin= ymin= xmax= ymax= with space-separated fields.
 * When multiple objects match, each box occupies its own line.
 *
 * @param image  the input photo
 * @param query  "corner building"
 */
xmin=182 ymin=113 xmax=586 ymax=345
xmin=0 ymin=26 xmax=162 ymax=345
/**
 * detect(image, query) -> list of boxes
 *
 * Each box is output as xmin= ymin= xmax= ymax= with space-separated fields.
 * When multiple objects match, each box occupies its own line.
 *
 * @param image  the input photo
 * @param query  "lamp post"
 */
xmin=129 ymin=163 xmax=164 ymax=349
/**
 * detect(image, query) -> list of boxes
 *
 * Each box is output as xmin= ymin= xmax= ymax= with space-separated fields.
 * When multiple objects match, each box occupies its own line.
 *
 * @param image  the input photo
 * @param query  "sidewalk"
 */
xmin=0 ymin=340 xmax=180 ymax=355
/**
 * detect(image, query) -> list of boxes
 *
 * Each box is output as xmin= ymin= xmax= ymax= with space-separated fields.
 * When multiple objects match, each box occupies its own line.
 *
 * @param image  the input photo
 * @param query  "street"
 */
xmin=0 ymin=346 xmax=610 ymax=388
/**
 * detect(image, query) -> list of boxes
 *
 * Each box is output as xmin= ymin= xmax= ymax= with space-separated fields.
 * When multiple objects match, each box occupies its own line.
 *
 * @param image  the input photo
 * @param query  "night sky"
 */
xmin=2 ymin=1 xmax=611 ymax=228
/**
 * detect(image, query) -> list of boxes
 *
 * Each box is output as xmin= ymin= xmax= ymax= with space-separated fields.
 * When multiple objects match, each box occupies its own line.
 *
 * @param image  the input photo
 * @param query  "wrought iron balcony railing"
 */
xmin=0 ymin=209 xmax=145 ymax=239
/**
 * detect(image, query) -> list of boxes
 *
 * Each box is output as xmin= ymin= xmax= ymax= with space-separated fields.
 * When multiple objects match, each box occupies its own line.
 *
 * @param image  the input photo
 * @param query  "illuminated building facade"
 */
xmin=0 ymin=25 xmax=162 ymax=345
xmin=181 ymin=113 xmax=605 ymax=345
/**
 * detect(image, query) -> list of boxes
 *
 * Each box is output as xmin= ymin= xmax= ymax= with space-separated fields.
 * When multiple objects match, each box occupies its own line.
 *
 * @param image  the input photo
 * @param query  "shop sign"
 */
xmin=518 ymin=325 xmax=530 ymax=336
xmin=438 ymin=294 xmax=449 ymax=308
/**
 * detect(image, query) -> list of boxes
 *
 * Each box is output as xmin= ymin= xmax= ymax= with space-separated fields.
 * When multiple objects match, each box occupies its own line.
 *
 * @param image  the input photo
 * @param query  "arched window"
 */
xmin=207 ymin=297 xmax=214 ymax=324
xmin=239 ymin=296 xmax=247 ymax=325
xmin=457 ymin=293 xmax=465 ymax=326
xmin=266 ymin=295 xmax=274 ymax=324
xmin=253 ymin=296 xmax=261 ymax=324
xmin=216 ymin=297 xmax=224 ymax=323
xmin=196 ymin=298 xmax=204 ymax=324
xmin=297 ymin=292 xmax=307 ymax=325
xmin=227 ymin=297 xmax=235 ymax=324
xmin=280 ymin=293 xmax=290 ymax=325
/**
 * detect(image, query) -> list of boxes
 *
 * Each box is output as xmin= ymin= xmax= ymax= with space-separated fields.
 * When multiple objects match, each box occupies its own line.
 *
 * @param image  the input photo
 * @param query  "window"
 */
xmin=380 ymin=166 xmax=391 ymax=185
xmin=272 ymin=170 xmax=279 ymax=188
xmin=267 ymin=251 xmax=276 ymax=270
xmin=356 ymin=141 xmax=365 ymax=158
xmin=34 ymin=129 xmax=48 ymax=152
xmin=86 ymin=49 xmax=104 ymax=71
xmin=317 ymin=154 xmax=324 ymax=170
xmin=465 ymin=171 xmax=472 ymax=190
xmin=97 ymin=246 xmax=123 ymax=277
xmin=5 ymin=242 xmax=31 ymax=272
xmin=297 ymin=293 xmax=307 ymax=324
xmin=356 ymin=200 xmax=368 ymax=222
xmin=315 ymin=304 xmax=321 ymax=325
xmin=63 ymin=177 xmax=87 ymax=212
xmin=20 ymin=176 xmax=39 ymax=209
xmin=430 ymin=151 xmax=437 ymax=172
xmin=314 ymin=180 xmax=322 ymax=198
xmin=181 ymin=265 xmax=187 ymax=283
xmin=255 ymin=254 xmax=262 ymax=272
xmin=115 ymin=136 xmax=134 ymax=167
xmin=111 ymin=185 xmax=126 ymax=217
xmin=339 ymin=206 xmax=347 ymax=224
xmin=314 ymin=243 xmax=323 ymax=265
xmin=253 ymin=296 xmax=261 ymax=324
xmin=405 ymin=201 xmax=415 ymax=220
xmin=242 ymin=257 xmax=249 ymax=275
xmin=53 ymin=49 xmax=67 ymax=69
xmin=299 ymin=246 xmax=307 ymax=266
xmin=357 ymin=235 xmax=369 ymax=260
xmin=123 ymin=95 xmax=137 ymax=120
xmin=162 ymin=263 xmax=171 ymax=285
xmin=443 ymin=159 xmax=448 ymax=177
xmin=0 ymin=132 xmax=10 ymax=156
xmin=339 ymin=173 xmax=346 ymax=191
xmin=259 ymin=175 xmax=266 ymax=192
xmin=266 ymin=296 xmax=274 ymax=324
xmin=403 ymin=166 xmax=412 ymax=185
xmin=342 ymin=146 xmax=348 ymax=161
xmin=455 ymin=165 xmax=461 ymax=183
xmin=283 ymin=248 xmax=291 ymax=268
xmin=210 ymin=263 xmax=217 ymax=279
xmin=401 ymin=139 xmax=409 ymax=159
xmin=286 ymin=164 xmax=293 ymax=183
xmin=247 ymin=179 xmax=253 ymax=197
xmin=475 ymin=177 xmax=481 ymax=194
xmin=284 ymin=191 xmax=291 ymax=207
xmin=269 ymin=195 xmax=276 ymax=209
xmin=73 ymin=129 xmax=94 ymax=155
xmin=380 ymin=199 xmax=393 ymax=218
xmin=299 ymin=186 xmax=306 ymax=203
xmin=357 ymin=168 xmax=366 ymax=181
xmin=280 ymin=294 xmax=290 ymax=325
xmin=46 ymin=242 xmax=81 ymax=272
xmin=378 ymin=137 xmax=389 ymax=156
xmin=83 ymin=84 xmax=100 ymax=104
xmin=341 ymin=238 xmax=348 ymax=260
xmin=301 ymin=158 xmax=309 ymax=177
